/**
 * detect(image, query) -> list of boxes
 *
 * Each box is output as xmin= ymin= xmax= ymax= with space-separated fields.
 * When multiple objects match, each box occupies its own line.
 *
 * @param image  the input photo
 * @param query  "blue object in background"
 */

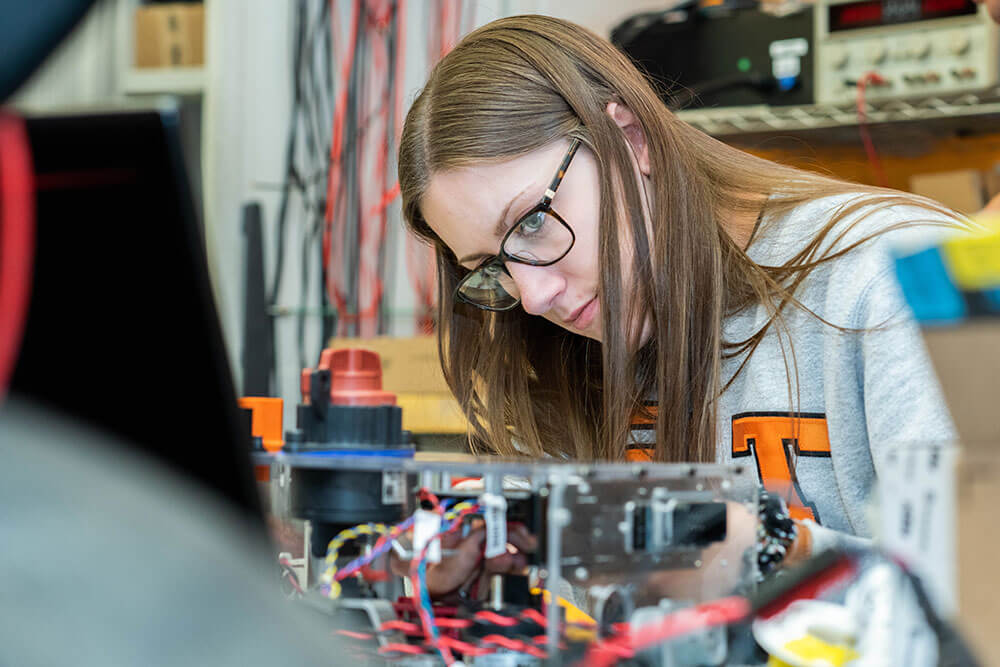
xmin=978 ymin=287 xmax=1000 ymax=313
xmin=895 ymin=247 xmax=968 ymax=324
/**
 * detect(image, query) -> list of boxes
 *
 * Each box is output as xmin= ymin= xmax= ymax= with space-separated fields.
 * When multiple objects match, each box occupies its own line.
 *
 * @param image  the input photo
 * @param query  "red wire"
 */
xmin=520 ymin=607 xmax=548 ymax=628
xmin=437 ymin=636 xmax=494 ymax=656
xmin=856 ymin=72 xmax=889 ymax=188
xmin=394 ymin=0 xmax=407 ymax=145
xmin=379 ymin=620 xmax=422 ymax=634
xmin=474 ymin=610 xmax=520 ymax=627
xmin=378 ymin=643 xmax=426 ymax=655
xmin=440 ymin=0 xmax=451 ymax=59
xmin=583 ymin=596 xmax=750 ymax=667
xmin=409 ymin=502 xmax=481 ymax=666
xmin=324 ymin=0 xmax=361 ymax=330
xmin=481 ymin=634 xmax=548 ymax=658
xmin=0 ymin=113 xmax=35 ymax=403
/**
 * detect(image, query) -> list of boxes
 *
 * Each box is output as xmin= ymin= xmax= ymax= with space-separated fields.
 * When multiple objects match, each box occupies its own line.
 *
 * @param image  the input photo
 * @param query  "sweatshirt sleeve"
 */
xmin=851 ymin=247 xmax=957 ymax=458
xmin=804 ymin=222 xmax=958 ymax=556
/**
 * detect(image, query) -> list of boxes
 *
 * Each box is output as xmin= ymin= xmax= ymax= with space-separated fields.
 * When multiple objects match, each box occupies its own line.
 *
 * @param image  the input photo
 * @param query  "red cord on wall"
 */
xmin=856 ymin=71 xmax=889 ymax=188
xmin=0 ymin=113 xmax=36 ymax=402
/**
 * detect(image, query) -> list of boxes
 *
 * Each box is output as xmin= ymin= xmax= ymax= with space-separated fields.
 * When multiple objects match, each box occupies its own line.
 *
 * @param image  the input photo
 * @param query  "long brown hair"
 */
xmin=398 ymin=15 xmax=961 ymax=462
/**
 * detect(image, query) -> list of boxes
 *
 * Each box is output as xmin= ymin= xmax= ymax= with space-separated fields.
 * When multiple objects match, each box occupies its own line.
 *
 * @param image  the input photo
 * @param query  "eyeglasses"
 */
xmin=454 ymin=139 xmax=581 ymax=311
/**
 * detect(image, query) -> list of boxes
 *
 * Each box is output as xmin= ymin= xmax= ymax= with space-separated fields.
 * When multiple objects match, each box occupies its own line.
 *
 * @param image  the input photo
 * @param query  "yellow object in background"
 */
xmin=774 ymin=635 xmax=860 ymax=667
xmin=396 ymin=393 xmax=467 ymax=434
xmin=942 ymin=231 xmax=1000 ymax=291
xmin=530 ymin=587 xmax=597 ymax=630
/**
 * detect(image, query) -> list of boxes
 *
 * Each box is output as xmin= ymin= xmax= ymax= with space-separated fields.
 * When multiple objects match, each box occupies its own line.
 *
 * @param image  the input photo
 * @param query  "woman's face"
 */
xmin=421 ymin=140 xmax=606 ymax=341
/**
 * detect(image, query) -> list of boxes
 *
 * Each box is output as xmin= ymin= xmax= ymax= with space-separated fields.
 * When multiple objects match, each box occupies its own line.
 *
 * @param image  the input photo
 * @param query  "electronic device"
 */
xmin=814 ymin=0 xmax=999 ymax=104
xmin=9 ymin=105 xmax=264 ymax=526
xmin=612 ymin=7 xmax=816 ymax=108
xmin=271 ymin=454 xmax=758 ymax=665
xmin=241 ymin=344 xmax=983 ymax=665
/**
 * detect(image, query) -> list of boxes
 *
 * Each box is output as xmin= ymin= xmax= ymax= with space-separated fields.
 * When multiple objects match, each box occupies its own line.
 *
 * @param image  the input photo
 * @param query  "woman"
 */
xmin=397 ymin=14 xmax=961 ymax=595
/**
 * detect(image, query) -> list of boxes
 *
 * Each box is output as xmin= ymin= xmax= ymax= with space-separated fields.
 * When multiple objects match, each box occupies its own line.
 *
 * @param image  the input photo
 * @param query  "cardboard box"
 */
xmin=955 ymin=452 xmax=1000 ymax=662
xmin=134 ymin=3 xmax=204 ymax=68
xmin=920 ymin=323 xmax=1000 ymax=662
xmin=327 ymin=336 xmax=450 ymax=394
xmin=909 ymin=169 xmax=985 ymax=214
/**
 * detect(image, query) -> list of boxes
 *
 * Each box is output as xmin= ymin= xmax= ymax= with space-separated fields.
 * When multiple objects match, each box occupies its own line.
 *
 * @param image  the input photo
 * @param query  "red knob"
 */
xmin=320 ymin=348 xmax=396 ymax=407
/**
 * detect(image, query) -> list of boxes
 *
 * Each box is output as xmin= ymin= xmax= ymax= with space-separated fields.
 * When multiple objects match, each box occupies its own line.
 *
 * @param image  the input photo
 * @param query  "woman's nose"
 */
xmin=505 ymin=262 xmax=563 ymax=316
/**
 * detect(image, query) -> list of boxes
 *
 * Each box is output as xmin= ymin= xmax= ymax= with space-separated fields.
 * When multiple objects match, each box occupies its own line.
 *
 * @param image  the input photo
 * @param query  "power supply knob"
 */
xmin=829 ymin=46 xmax=849 ymax=69
xmin=866 ymin=42 xmax=888 ymax=64
xmin=949 ymin=31 xmax=971 ymax=55
xmin=910 ymin=37 xmax=931 ymax=60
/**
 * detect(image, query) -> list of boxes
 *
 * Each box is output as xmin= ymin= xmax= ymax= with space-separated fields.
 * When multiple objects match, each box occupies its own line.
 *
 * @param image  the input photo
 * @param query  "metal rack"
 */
xmin=676 ymin=87 xmax=1000 ymax=139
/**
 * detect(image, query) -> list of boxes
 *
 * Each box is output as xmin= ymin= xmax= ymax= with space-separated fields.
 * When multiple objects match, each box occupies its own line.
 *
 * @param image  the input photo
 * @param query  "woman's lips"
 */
xmin=567 ymin=296 xmax=598 ymax=330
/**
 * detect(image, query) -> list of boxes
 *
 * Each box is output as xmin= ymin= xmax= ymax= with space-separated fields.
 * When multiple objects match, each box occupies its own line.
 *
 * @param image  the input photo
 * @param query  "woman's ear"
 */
xmin=606 ymin=101 xmax=651 ymax=176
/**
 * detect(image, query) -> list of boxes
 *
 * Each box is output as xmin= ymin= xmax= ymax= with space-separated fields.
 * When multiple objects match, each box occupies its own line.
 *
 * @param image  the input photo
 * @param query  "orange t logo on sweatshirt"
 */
xmin=731 ymin=412 xmax=831 ymax=522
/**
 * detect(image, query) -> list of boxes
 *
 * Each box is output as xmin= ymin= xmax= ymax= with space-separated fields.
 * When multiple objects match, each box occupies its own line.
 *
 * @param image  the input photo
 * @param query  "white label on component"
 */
xmin=381 ymin=471 xmax=404 ymax=504
xmin=413 ymin=509 xmax=443 ymax=564
xmin=877 ymin=444 xmax=957 ymax=615
xmin=770 ymin=38 xmax=809 ymax=81
xmin=772 ymin=55 xmax=802 ymax=80
xmin=480 ymin=493 xmax=508 ymax=559
xmin=769 ymin=37 xmax=809 ymax=58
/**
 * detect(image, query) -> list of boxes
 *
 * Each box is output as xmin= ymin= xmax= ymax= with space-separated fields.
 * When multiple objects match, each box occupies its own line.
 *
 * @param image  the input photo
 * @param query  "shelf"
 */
xmin=122 ymin=66 xmax=205 ymax=96
xmin=676 ymin=88 xmax=1000 ymax=141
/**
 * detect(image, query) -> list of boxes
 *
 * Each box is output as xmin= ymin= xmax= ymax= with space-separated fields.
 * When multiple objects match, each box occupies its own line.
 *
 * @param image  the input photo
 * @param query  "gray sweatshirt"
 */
xmin=716 ymin=193 xmax=957 ymax=548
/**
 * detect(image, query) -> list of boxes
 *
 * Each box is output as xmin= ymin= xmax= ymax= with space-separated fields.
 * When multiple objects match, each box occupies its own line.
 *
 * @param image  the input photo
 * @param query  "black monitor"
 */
xmin=9 ymin=105 xmax=264 ymax=526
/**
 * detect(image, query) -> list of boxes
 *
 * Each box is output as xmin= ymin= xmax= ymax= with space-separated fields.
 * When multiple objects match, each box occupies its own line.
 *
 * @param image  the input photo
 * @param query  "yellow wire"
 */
xmin=321 ymin=522 xmax=389 ymax=599
xmin=322 ymin=500 xmax=479 ymax=599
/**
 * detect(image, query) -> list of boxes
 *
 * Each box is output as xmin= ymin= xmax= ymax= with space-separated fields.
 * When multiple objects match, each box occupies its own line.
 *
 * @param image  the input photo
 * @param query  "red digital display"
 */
xmin=829 ymin=0 xmax=977 ymax=32
xmin=922 ymin=0 xmax=973 ymax=15
xmin=834 ymin=1 xmax=883 ymax=28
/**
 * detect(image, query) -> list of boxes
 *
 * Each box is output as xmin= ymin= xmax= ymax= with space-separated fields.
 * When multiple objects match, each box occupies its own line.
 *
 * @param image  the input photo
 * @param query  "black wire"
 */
xmin=376 ymin=2 xmax=399 ymax=336
xmin=669 ymin=72 xmax=780 ymax=110
xmin=340 ymin=1 xmax=363 ymax=337
xmin=319 ymin=0 xmax=336 ymax=345
xmin=296 ymin=0 xmax=327 ymax=371
xmin=269 ymin=0 xmax=308 ymax=308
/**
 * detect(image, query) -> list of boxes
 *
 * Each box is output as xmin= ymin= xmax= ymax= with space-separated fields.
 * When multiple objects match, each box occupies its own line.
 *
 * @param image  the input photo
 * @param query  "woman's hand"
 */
xmin=391 ymin=521 xmax=537 ymax=601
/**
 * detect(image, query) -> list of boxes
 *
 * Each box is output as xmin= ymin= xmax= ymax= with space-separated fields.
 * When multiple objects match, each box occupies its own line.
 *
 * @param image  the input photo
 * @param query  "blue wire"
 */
xmin=415 ymin=504 xmax=481 ymax=642
xmin=337 ymin=515 xmax=416 ymax=578
xmin=336 ymin=499 xmax=458 ymax=579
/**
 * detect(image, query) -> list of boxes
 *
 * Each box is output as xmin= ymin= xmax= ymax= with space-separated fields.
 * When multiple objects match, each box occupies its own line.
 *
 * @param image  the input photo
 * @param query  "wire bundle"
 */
xmin=409 ymin=500 xmax=482 ymax=665
xmin=320 ymin=521 xmax=391 ymax=598
xmin=269 ymin=0 xmax=408 ymax=375
xmin=403 ymin=0 xmax=478 ymax=333
xmin=322 ymin=0 xmax=406 ymax=340
xmin=321 ymin=497 xmax=479 ymax=599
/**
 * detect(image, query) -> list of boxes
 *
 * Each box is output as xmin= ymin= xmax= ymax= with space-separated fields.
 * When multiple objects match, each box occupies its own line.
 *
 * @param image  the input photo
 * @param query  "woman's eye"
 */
xmin=517 ymin=212 xmax=546 ymax=235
